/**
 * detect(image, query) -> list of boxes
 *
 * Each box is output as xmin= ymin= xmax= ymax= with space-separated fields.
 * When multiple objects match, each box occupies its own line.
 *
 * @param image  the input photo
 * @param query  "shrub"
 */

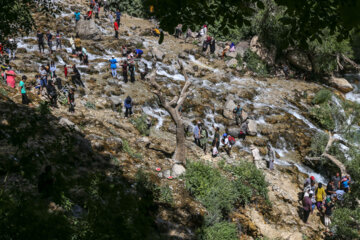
xmin=131 ymin=114 xmax=150 ymax=136
xmin=331 ymin=207 xmax=360 ymax=239
xmin=310 ymin=104 xmax=336 ymax=131
xmin=123 ymin=140 xmax=143 ymax=160
xmin=310 ymin=132 xmax=329 ymax=156
xmin=37 ymin=101 xmax=51 ymax=115
xmin=156 ymin=184 xmax=173 ymax=205
xmin=312 ymin=89 xmax=333 ymax=105
xmin=243 ymin=49 xmax=268 ymax=76
xmin=85 ymin=101 xmax=95 ymax=109
xmin=202 ymin=221 xmax=238 ymax=240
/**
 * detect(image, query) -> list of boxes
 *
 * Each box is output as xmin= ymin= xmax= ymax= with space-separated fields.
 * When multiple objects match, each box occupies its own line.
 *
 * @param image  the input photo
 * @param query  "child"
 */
xmin=19 ymin=75 xmax=29 ymax=105
xmin=64 ymin=65 xmax=68 ymax=78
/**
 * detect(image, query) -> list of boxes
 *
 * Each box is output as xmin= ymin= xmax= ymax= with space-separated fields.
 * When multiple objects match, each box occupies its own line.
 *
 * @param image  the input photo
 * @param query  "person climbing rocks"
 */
xmin=46 ymin=80 xmax=58 ymax=107
xmin=19 ymin=75 xmax=30 ymax=105
xmin=222 ymin=43 xmax=230 ymax=59
xmin=34 ymin=75 xmax=41 ymax=95
xmin=153 ymin=28 xmax=161 ymax=37
xmin=46 ymin=31 xmax=53 ymax=54
xmin=82 ymin=47 xmax=89 ymax=65
xmin=304 ymin=176 xmax=316 ymax=188
xmin=6 ymin=38 xmax=17 ymax=60
xmin=315 ymin=182 xmax=326 ymax=211
xmin=134 ymin=48 xmax=143 ymax=58
xmin=283 ymin=64 xmax=289 ymax=79
xmin=5 ymin=66 xmax=16 ymax=88
xmin=115 ymin=9 xmax=121 ymax=26
xmin=71 ymin=64 xmax=84 ymax=87
xmin=55 ymin=77 xmax=62 ymax=91
xmin=64 ymin=65 xmax=68 ymax=78
xmin=37 ymin=30 xmax=45 ymax=53
xmin=239 ymin=121 xmax=247 ymax=140
xmin=174 ymin=24 xmax=183 ymax=38
xmin=233 ymin=104 xmax=243 ymax=125
xmin=200 ymin=125 xmax=208 ymax=154
xmin=198 ymin=24 xmax=207 ymax=39
xmin=302 ymin=192 xmax=313 ymax=224
xmin=193 ymin=122 xmax=201 ymax=147
xmin=89 ymin=0 xmax=95 ymax=9
xmin=324 ymin=197 xmax=335 ymax=227
xmin=68 ymin=88 xmax=75 ymax=113
xmin=56 ymin=30 xmax=62 ymax=50
xmin=212 ymin=126 xmax=220 ymax=156
xmin=50 ymin=61 xmax=56 ymax=80
xmin=129 ymin=63 xmax=135 ymax=83
xmin=221 ymin=133 xmax=234 ymax=157
xmin=332 ymin=172 xmax=341 ymax=190
xmin=75 ymin=10 xmax=81 ymax=23
xmin=75 ymin=34 xmax=82 ymax=52
xmin=108 ymin=12 xmax=114 ymax=26
xmin=185 ymin=28 xmax=193 ymax=43
xmin=121 ymin=61 xmax=128 ymax=83
xmin=114 ymin=20 xmax=119 ymax=39
xmin=124 ymin=96 xmax=132 ymax=117
xmin=230 ymin=42 xmax=236 ymax=52
xmin=341 ymin=175 xmax=351 ymax=193
xmin=86 ymin=9 xmax=93 ymax=20
xmin=109 ymin=57 xmax=117 ymax=78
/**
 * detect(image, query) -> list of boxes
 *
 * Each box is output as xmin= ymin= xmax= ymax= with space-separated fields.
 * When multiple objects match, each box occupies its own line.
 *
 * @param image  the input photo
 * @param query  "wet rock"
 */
xmin=329 ymin=76 xmax=354 ymax=93
xmin=235 ymin=41 xmax=250 ymax=58
xmin=247 ymin=120 xmax=257 ymax=136
xmin=75 ymin=19 xmax=101 ymax=40
xmin=171 ymin=164 xmax=186 ymax=178
xmin=223 ymin=98 xmax=237 ymax=119
xmin=152 ymin=47 xmax=164 ymax=61
xmin=109 ymin=95 xmax=122 ymax=107
xmin=251 ymin=145 xmax=266 ymax=169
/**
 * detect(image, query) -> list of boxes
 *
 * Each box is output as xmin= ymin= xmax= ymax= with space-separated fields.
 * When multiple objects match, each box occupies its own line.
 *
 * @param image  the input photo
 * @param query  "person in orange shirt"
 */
xmin=114 ymin=21 xmax=119 ymax=39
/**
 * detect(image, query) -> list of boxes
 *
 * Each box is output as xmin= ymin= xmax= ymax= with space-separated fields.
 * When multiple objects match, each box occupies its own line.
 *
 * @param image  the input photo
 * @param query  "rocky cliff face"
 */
xmin=2 ymin=0 xmax=355 ymax=239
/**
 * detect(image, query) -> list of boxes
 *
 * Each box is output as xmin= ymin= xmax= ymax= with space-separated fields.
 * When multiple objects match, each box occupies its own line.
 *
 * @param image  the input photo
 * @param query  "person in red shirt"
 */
xmin=86 ymin=10 xmax=93 ymax=20
xmin=114 ymin=21 xmax=119 ymax=39
xmin=64 ymin=65 xmax=68 ymax=78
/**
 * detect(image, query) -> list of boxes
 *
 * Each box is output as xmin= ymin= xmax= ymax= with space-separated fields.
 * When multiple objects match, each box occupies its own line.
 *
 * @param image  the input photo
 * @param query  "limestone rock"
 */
xmin=75 ymin=19 xmax=101 ymax=40
xmin=223 ymin=99 xmax=237 ymax=119
xmin=59 ymin=117 xmax=80 ymax=132
xmin=228 ymin=127 xmax=241 ymax=138
xmin=286 ymin=50 xmax=312 ymax=72
xmin=250 ymin=36 xmax=276 ymax=66
xmin=152 ymin=47 xmax=164 ymax=61
xmin=226 ymin=58 xmax=238 ymax=68
xmin=171 ymin=164 xmax=186 ymax=178
xmin=247 ymin=120 xmax=257 ymax=136
xmin=329 ymin=76 xmax=354 ymax=93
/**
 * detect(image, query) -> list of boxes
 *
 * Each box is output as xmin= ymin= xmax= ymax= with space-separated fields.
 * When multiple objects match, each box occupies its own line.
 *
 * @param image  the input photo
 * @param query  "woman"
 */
xmin=69 ymin=36 xmax=76 ymax=54
xmin=46 ymin=80 xmax=57 ymax=107
xmin=50 ymin=61 xmax=56 ymax=79
xmin=5 ymin=67 xmax=16 ymax=88
xmin=56 ymin=30 xmax=62 ymax=50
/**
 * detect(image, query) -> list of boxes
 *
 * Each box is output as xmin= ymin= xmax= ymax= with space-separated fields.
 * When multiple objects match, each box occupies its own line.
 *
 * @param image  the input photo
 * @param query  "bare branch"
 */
xmin=341 ymin=54 xmax=360 ymax=70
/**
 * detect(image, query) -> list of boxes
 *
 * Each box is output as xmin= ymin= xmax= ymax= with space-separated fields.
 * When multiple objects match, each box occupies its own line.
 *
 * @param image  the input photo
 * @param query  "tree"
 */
xmin=147 ymin=61 xmax=192 ymax=165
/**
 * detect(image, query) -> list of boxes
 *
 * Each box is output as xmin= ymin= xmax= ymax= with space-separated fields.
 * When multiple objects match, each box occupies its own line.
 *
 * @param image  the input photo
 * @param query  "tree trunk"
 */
xmin=173 ymin=121 xmax=186 ymax=165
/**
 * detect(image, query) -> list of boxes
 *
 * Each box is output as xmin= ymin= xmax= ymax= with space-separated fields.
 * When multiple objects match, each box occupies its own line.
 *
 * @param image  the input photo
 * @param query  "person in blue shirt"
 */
xmin=109 ymin=57 xmax=117 ymax=78
xmin=19 ymin=75 xmax=29 ymax=105
xmin=124 ymin=96 xmax=132 ymax=117
xmin=74 ymin=11 xmax=81 ymax=23
xmin=134 ymin=49 xmax=143 ymax=58
xmin=341 ymin=176 xmax=351 ymax=193
xmin=233 ymin=104 xmax=243 ymax=125
xmin=115 ymin=9 xmax=121 ymax=26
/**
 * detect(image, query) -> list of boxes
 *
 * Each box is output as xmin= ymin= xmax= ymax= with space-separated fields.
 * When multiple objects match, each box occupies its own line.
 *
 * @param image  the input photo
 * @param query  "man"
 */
xmin=129 ymin=63 xmax=135 ymax=83
xmin=326 ymin=180 xmax=336 ymax=197
xmin=200 ymin=125 xmax=208 ymax=154
xmin=109 ymin=57 xmax=117 ymax=78
xmin=115 ymin=9 xmax=121 ymax=26
xmin=37 ymin=30 xmax=45 ymax=53
xmin=122 ymin=61 xmax=128 ymax=83
xmin=71 ymin=65 xmax=84 ymax=87
xmin=324 ymin=198 xmax=335 ymax=227
xmin=46 ymin=31 xmax=53 ymax=54
xmin=124 ymin=96 xmax=132 ymax=117
xmin=19 ymin=75 xmax=29 ymax=105
xmin=134 ymin=48 xmax=143 ymax=58
xmin=193 ymin=122 xmax=201 ymax=147
xmin=304 ymin=176 xmax=316 ymax=188
xmin=39 ymin=65 xmax=48 ymax=93
xmin=315 ymin=183 xmax=326 ymax=211
xmin=233 ymin=104 xmax=243 ymax=125
xmin=212 ymin=127 xmax=220 ymax=149
xmin=74 ymin=11 xmax=81 ymax=23
xmin=68 ymin=89 xmax=75 ymax=112
xmin=74 ymin=35 xmax=81 ymax=52
xmin=46 ymin=80 xmax=57 ymax=107
xmin=114 ymin=21 xmax=119 ymax=39
xmin=56 ymin=30 xmax=62 ymax=50
xmin=175 ymin=24 xmax=182 ymax=38
xmin=303 ymin=192 xmax=313 ymax=224
xmin=7 ymin=38 xmax=17 ymax=60
xmin=341 ymin=175 xmax=351 ymax=193
xmin=332 ymin=172 xmax=341 ymax=190
xmin=221 ymin=133 xmax=232 ymax=157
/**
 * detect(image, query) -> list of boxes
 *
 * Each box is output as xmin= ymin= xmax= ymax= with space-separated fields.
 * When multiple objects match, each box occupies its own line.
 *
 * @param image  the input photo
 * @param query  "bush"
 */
xmin=202 ymin=222 xmax=238 ymax=240
xmin=310 ymin=104 xmax=336 ymax=131
xmin=243 ymin=49 xmax=268 ymax=76
xmin=331 ymin=207 xmax=360 ymax=239
xmin=156 ymin=184 xmax=173 ymax=205
xmin=131 ymin=114 xmax=150 ymax=136
xmin=312 ymin=89 xmax=333 ymax=105
xmin=84 ymin=101 xmax=95 ymax=109
xmin=123 ymin=140 xmax=143 ymax=160
xmin=310 ymin=132 xmax=329 ymax=156
xmin=37 ymin=101 xmax=51 ymax=115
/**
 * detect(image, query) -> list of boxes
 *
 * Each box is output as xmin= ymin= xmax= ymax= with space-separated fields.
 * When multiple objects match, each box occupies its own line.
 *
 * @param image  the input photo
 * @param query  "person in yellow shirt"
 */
xmin=315 ymin=183 xmax=326 ymax=211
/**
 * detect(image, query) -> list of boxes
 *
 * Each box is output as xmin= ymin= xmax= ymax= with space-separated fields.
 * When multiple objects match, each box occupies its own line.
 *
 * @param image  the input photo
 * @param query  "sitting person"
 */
xmin=153 ymin=28 xmax=161 ymax=37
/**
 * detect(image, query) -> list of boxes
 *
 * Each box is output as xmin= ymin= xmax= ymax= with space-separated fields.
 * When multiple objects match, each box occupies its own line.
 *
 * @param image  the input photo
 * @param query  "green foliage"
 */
xmin=131 ymin=114 xmax=150 ymax=136
xmin=310 ymin=132 xmax=329 ymax=156
xmin=331 ymin=207 xmax=360 ymax=239
xmin=0 ymin=88 xmax=8 ymax=96
xmin=123 ymin=139 xmax=143 ymax=160
xmin=58 ymin=94 xmax=68 ymax=106
xmin=37 ymin=101 xmax=51 ymax=115
xmin=312 ymin=89 xmax=333 ymax=105
xmin=108 ymin=0 xmax=146 ymax=17
xmin=156 ymin=184 xmax=173 ymax=205
xmin=201 ymin=222 xmax=238 ymax=240
xmin=84 ymin=101 xmax=95 ymax=109
xmin=243 ymin=49 xmax=268 ymax=76
xmin=310 ymin=104 xmax=336 ymax=131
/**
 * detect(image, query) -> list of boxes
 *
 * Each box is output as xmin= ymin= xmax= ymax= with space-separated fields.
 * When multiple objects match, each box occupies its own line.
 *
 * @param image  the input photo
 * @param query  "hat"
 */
xmin=310 ymin=176 xmax=315 ymax=181
xmin=223 ymin=133 xmax=227 ymax=137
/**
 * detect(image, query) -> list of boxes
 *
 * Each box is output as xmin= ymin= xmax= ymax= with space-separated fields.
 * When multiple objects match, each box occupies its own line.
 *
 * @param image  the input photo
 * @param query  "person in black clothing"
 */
xmin=71 ymin=64 xmax=84 ymax=87
xmin=141 ymin=66 xmax=148 ymax=80
xmin=37 ymin=30 xmax=45 ymax=53
xmin=55 ymin=77 xmax=63 ymax=90
xmin=68 ymin=88 xmax=75 ymax=112
xmin=202 ymin=36 xmax=212 ymax=52
xmin=122 ymin=61 xmax=128 ymax=83
xmin=38 ymin=165 xmax=55 ymax=198
xmin=46 ymin=31 xmax=53 ymax=53
xmin=46 ymin=80 xmax=58 ymax=107
xmin=210 ymin=38 xmax=216 ymax=54
xmin=124 ymin=96 xmax=132 ymax=117
xmin=129 ymin=64 xmax=135 ymax=83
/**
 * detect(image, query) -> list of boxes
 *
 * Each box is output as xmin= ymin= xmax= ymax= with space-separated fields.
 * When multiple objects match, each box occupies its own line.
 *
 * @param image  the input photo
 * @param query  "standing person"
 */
xmin=341 ymin=175 xmax=351 ymax=193
xmin=55 ymin=77 xmax=62 ymax=90
xmin=266 ymin=143 xmax=275 ymax=170
xmin=37 ymin=30 xmax=45 ymax=53
xmin=82 ymin=47 xmax=89 ymax=65
xmin=212 ymin=127 xmax=220 ymax=149
xmin=185 ymin=28 xmax=193 ymax=43
xmin=124 ymin=96 xmax=132 ymax=117
xmin=109 ymin=57 xmax=117 ymax=78
xmin=56 ymin=30 xmax=62 ymax=50
xmin=233 ymin=104 xmax=243 ymax=125
xmin=19 ymin=75 xmax=29 ymax=105
xmin=39 ymin=65 xmax=48 ymax=93
xmin=7 ymin=38 xmax=17 ymax=60
xmin=5 ymin=67 xmax=16 ymax=88
xmin=202 ymin=36 xmax=212 ymax=52
xmin=68 ymin=88 xmax=75 ymax=112
xmin=114 ymin=21 xmax=119 ymax=39
xmin=46 ymin=31 xmax=53 ymax=54
xmin=210 ymin=37 xmax=216 ymax=54
xmin=193 ymin=122 xmax=201 ymax=147
xmin=64 ymin=65 xmax=68 ymax=78
xmin=302 ymin=193 xmax=313 ymax=224
xmin=121 ymin=45 xmax=127 ymax=57
xmin=50 ymin=61 xmax=56 ymax=80
xmin=108 ymin=12 xmax=114 ymax=27
xmin=94 ymin=2 xmax=100 ymax=19
xmin=332 ymin=172 xmax=341 ymax=190
xmin=315 ymin=183 xmax=326 ymax=211
xmin=122 ymin=61 xmax=128 ymax=83
xmin=34 ymin=75 xmax=41 ymax=95
xmin=69 ymin=36 xmax=76 ymax=54
xmin=74 ymin=11 xmax=81 ymax=23
xmin=46 ymin=80 xmax=57 ymax=107
xmin=71 ymin=64 xmax=84 ymax=87
xmin=324 ymin=198 xmax=335 ymax=227
xmin=129 ymin=63 xmax=135 ymax=83
xmin=222 ymin=43 xmax=230 ymax=59
xmin=326 ymin=180 xmax=337 ymax=198
xmin=115 ymin=9 xmax=121 ymax=26
xmin=221 ymin=133 xmax=233 ymax=157
xmin=74 ymin=34 xmax=81 ymax=53
xmin=86 ymin=9 xmax=93 ymax=20
xmin=200 ymin=125 xmax=208 ymax=154
xmin=174 ymin=24 xmax=183 ymax=38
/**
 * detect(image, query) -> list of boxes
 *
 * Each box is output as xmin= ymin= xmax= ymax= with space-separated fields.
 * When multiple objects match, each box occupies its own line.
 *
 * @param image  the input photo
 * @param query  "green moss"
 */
xmin=243 ymin=49 xmax=268 ymax=76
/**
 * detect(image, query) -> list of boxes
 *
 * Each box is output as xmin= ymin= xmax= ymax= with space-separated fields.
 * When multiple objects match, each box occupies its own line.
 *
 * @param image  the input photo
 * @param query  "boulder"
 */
xmin=152 ymin=47 xmax=164 ymax=61
xmin=286 ymin=50 xmax=312 ymax=72
xmin=251 ymin=145 xmax=266 ymax=169
xmin=241 ymin=111 xmax=248 ymax=123
xmin=75 ymin=19 xmax=101 ymax=40
xmin=226 ymin=51 xmax=237 ymax=58
xmin=228 ymin=127 xmax=241 ymax=138
xmin=247 ymin=120 xmax=257 ymax=136
xmin=105 ymin=137 xmax=123 ymax=152
xmin=235 ymin=41 xmax=250 ymax=58
xmin=171 ymin=164 xmax=186 ymax=178
xmin=59 ymin=117 xmax=80 ymax=132
xmin=329 ymin=76 xmax=354 ymax=93
xmin=223 ymin=99 xmax=237 ymax=119
xmin=250 ymin=36 xmax=276 ymax=66
xmin=226 ymin=58 xmax=238 ymax=68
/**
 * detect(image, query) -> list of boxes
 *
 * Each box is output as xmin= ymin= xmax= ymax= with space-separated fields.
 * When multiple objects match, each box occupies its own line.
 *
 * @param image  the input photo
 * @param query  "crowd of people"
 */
xmin=302 ymin=173 xmax=352 ymax=231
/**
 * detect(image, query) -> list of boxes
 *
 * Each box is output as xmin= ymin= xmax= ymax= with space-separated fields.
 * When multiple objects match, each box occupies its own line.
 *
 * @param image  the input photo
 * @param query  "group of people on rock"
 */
xmin=0 ymin=38 xmax=17 ymax=61
xmin=302 ymin=173 xmax=352 ymax=230
xmin=36 ymin=30 xmax=63 ymax=54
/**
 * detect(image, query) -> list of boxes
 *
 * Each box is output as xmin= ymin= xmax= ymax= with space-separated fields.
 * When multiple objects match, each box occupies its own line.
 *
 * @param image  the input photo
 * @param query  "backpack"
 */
xmin=228 ymin=136 xmax=236 ymax=145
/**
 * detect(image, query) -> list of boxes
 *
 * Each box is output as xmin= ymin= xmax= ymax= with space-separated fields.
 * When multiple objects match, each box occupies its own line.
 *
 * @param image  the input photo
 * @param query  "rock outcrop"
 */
xmin=329 ymin=76 xmax=354 ymax=93
xmin=75 ymin=19 xmax=102 ymax=40
xmin=250 ymin=36 xmax=276 ymax=66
